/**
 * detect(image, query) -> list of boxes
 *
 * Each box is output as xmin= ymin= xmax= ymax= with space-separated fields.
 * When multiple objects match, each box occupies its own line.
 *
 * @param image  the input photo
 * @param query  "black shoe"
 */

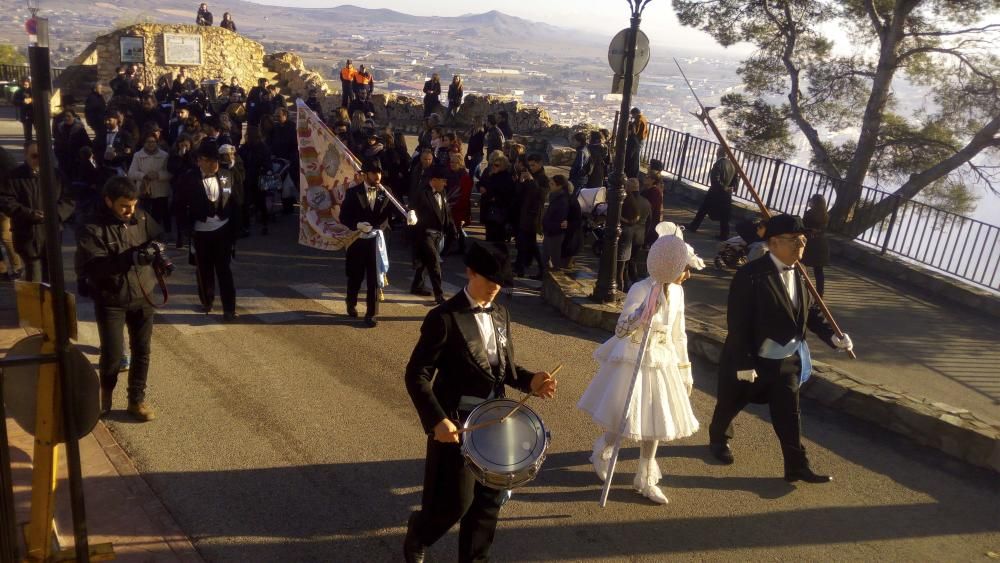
xmin=513 ymin=268 xmax=525 ymax=278
xmin=201 ymin=303 xmax=214 ymax=314
xmin=784 ymin=467 xmax=832 ymax=484
xmin=346 ymin=304 xmax=358 ymax=318
xmin=410 ymin=287 xmax=431 ymax=296
xmin=364 ymin=316 xmax=378 ymax=328
xmin=240 ymin=228 xmax=251 ymax=238
xmin=709 ymin=443 xmax=735 ymax=465
xmin=684 ymin=223 xmax=698 ymax=232
xmin=222 ymin=311 xmax=239 ymax=323
xmin=434 ymin=294 xmax=446 ymax=305
xmin=528 ymin=272 xmax=544 ymax=281
xmin=261 ymin=226 xmax=269 ymax=235
xmin=403 ymin=513 xmax=425 ymax=563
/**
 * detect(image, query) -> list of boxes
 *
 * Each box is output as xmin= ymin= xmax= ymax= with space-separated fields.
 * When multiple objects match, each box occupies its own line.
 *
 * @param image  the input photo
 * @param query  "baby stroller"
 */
xmin=577 ymin=186 xmax=607 ymax=256
xmin=714 ymin=219 xmax=761 ymax=269
xmin=260 ymin=156 xmax=290 ymax=220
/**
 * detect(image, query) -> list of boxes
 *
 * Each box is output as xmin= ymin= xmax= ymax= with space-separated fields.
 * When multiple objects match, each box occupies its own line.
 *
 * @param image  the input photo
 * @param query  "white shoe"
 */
xmin=638 ymin=484 xmax=669 ymax=505
xmin=591 ymin=436 xmax=612 ymax=482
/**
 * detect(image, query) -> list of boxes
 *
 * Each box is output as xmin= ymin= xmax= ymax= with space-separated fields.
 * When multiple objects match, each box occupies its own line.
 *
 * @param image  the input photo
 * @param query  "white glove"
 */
xmin=356 ymin=222 xmax=373 ymax=234
xmin=832 ymin=333 xmax=854 ymax=353
xmin=406 ymin=209 xmax=418 ymax=226
xmin=736 ymin=369 xmax=758 ymax=383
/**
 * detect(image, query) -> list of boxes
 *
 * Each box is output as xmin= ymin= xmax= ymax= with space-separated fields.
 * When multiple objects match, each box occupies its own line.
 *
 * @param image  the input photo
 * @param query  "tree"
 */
xmin=674 ymin=0 xmax=1000 ymax=235
xmin=0 ymin=44 xmax=26 ymax=66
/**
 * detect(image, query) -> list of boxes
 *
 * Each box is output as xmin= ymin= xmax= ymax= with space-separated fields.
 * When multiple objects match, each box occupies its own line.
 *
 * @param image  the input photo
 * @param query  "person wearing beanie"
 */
xmin=578 ymin=225 xmax=705 ymax=505
xmin=403 ymin=241 xmax=558 ymax=563
xmin=707 ymin=213 xmax=853 ymax=483
xmin=174 ymin=139 xmax=242 ymax=322
xmin=409 ymin=164 xmax=456 ymax=304
xmin=340 ymin=159 xmax=417 ymax=327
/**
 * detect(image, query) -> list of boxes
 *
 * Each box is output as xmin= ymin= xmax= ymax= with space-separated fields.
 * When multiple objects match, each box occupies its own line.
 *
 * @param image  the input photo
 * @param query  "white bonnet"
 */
xmin=647 ymin=233 xmax=705 ymax=283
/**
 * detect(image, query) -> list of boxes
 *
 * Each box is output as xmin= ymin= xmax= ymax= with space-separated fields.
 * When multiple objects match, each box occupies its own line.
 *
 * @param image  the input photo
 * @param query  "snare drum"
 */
xmin=461 ymin=398 xmax=550 ymax=490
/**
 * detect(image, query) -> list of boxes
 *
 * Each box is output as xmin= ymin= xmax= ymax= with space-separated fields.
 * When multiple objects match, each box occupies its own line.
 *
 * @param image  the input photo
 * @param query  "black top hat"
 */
xmin=361 ymin=159 xmax=382 ymax=173
xmin=764 ymin=213 xmax=806 ymax=239
xmin=427 ymin=164 xmax=449 ymax=180
xmin=464 ymin=241 xmax=513 ymax=287
xmin=196 ymin=140 xmax=220 ymax=160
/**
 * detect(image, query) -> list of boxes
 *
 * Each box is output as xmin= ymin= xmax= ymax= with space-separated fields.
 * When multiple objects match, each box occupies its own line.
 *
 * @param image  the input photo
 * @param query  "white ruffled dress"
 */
xmin=577 ymin=277 xmax=699 ymax=442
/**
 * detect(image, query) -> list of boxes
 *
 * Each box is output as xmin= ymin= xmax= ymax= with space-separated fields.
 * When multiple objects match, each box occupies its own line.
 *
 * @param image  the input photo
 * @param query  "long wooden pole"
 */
xmin=674 ymin=59 xmax=856 ymax=360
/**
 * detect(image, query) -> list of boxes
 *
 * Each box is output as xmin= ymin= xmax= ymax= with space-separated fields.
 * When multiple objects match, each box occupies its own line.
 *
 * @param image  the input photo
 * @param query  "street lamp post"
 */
xmin=593 ymin=0 xmax=651 ymax=303
xmin=25 ymin=3 xmax=92 ymax=560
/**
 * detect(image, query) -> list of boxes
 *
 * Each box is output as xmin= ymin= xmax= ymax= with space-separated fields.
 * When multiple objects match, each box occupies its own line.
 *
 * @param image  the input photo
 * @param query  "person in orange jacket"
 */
xmin=339 ymin=60 xmax=356 ymax=109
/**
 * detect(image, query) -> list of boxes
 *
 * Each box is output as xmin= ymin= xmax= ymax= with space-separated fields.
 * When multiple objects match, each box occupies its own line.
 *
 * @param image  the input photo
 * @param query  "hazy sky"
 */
xmin=243 ymin=0 xmax=744 ymax=53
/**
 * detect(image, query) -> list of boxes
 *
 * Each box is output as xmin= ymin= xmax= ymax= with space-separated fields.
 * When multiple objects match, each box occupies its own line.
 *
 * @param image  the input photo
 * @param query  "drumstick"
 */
xmin=456 ymin=364 xmax=563 ymax=434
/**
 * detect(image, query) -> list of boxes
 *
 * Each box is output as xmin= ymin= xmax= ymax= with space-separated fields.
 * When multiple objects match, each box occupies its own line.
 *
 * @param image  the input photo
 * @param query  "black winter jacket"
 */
xmin=75 ymin=205 xmax=162 ymax=307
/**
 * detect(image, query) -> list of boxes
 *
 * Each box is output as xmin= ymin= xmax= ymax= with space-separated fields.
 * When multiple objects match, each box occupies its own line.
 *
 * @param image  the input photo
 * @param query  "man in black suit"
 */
xmin=708 ymin=214 xmax=853 ymax=483
xmin=175 ymin=140 xmax=242 ymax=321
xmin=403 ymin=241 xmax=558 ymax=563
xmin=410 ymin=165 xmax=456 ymax=304
xmin=340 ymin=160 xmax=417 ymax=327
xmin=688 ymin=147 xmax=739 ymax=240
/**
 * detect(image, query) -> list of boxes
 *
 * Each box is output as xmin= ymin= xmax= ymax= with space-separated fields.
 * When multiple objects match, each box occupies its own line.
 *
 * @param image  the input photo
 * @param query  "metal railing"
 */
xmin=618 ymin=111 xmax=1000 ymax=292
xmin=0 ymin=63 xmax=64 ymax=84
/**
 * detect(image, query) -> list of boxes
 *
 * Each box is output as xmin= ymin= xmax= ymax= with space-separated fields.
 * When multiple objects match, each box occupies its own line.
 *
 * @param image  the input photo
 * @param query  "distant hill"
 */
xmin=0 ymin=0 xmax=600 ymax=50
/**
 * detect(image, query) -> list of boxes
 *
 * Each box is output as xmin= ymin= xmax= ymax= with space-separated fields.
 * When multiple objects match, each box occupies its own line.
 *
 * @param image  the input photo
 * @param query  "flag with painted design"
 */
xmin=296 ymin=99 xmax=361 ymax=251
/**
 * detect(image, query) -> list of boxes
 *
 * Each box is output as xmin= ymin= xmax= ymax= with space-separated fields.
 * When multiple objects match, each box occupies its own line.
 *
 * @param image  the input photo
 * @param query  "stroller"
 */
xmin=577 ymin=186 xmax=608 ymax=256
xmin=714 ymin=219 xmax=764 ymax=269
xmin=259 ymin=156 xmax=290 ymax=220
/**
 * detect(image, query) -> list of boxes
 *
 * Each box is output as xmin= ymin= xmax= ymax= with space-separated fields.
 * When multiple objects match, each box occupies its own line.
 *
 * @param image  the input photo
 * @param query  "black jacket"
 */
xmin=75 ymin=205 xmax=161 ymax=307
xmin=411 ymin=186 xmax=455 ymax=235
xmin=622 ymin=192 xmax=651 ymax=246
xmin=516 ymin=176 xmax=544 ymax=235
xmin=340 ymin=182 xmax=402 ymax=232
xmin=719 ymin=254 xmax=836 ymax=381
xmin=0 ymin=163 xmax=75 ymax=259
xmin=197 ymin=8 xmax=213 ymax=26
xmin=542 ymin=190 xmax=570 ymax=236
xmin=405 ymin=292 xmax=535 ymax=433
xmin=94 ymin=129 xmax=136 ymax=170
xmin=12 ymin=87 xmax=32 ymax=124
xmin=587 ymin=142 xmax=608 ymax=188
xmin=175 ymin=167 xmax=241 ymax=231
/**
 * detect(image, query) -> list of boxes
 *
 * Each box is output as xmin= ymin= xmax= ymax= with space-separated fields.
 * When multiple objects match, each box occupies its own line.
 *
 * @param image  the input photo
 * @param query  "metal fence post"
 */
xmin=675 ymin=132 xmax=692 ymax=181
xmin=881 ymin=195 xmax=902 ymax=255
xmin=765 ymin=159 xmax=781 ymax=210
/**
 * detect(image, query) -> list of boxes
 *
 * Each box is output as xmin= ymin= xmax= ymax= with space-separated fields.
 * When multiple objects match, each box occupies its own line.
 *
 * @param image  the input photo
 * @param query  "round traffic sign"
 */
xmin=3 ymin=335 xmax=101 ymax=441
xmin=608 ymin=28 xmax=651 ymax=75
xmin=24 ymin=18 xmax=37 ymax=35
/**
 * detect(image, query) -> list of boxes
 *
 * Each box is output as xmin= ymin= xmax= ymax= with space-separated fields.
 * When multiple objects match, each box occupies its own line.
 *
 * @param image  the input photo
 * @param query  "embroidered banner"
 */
xmin=295 ymin=99 xmax=361 ymax=251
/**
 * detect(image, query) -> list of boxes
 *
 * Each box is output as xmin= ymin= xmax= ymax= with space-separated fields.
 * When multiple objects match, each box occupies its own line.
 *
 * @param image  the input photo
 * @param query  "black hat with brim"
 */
xmin=428 ymin=165 xmax=449 ymax=180
xmin=361 ymin=159 xmax=382 ymax=173
xmin=196 ymin=140 xmax=220 ymax=160
xmin=464 ymin=241 xmax=513 ymax=287
xmin=764 ymin=213 xmax=807 ymax=239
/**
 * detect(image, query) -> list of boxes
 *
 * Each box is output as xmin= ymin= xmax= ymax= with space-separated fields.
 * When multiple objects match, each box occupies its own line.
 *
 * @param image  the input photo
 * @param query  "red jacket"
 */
xmin=446 ymin=169 xmax=473 ymax=225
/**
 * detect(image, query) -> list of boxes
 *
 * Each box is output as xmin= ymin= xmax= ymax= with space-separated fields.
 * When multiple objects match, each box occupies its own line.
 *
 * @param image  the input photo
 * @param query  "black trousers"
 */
xmin=193 ymin=224 xmax=236 ymax=314
xmin=412 ymin=231 xmax=444 ymax=297
xmin=708 ymin=354 xmax=808 ymax=471
xmin=345 ymin=236 xmax=380 ymax=318
xmin=21 ymin=120 xmax=33 ymax=143
xmin=513 ymin=229 xmax=541 ymax=274
xmin=409 ymin=437 xmax=505 ymax=563
xmin=95 ymin=301 xmax=154 ymax=402
xmin=689 ymin=189 xmax=731 ymax=239
xmin=20 ymin=255 xmax=48 ymax=283
xmin=141 ymin=197 xmax=170 ymax=234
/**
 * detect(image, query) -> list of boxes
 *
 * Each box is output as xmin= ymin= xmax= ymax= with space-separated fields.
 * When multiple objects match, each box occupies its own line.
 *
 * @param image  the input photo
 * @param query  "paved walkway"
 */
xmin=567 ymin=198 xmax=1000 ymax=425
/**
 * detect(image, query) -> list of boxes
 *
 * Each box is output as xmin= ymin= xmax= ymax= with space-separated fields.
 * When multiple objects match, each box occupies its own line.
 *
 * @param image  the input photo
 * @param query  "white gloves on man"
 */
xmin=832 ymin=333 xmax=854 ymax=353
xmin=407 ymin=210 xmax=418 ymax=226
xmin=356 ymin=222 xmax=373 ymax=234
xmin=736 ymin=369 xmax=758 ymax=383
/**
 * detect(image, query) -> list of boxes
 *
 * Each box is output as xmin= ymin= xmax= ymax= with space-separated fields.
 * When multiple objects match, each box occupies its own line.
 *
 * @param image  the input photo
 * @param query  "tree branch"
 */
xmin=905 ymin=23 xmax=1000 ymax=37
xmin=863 ymin=0 xmax=884 ymax=36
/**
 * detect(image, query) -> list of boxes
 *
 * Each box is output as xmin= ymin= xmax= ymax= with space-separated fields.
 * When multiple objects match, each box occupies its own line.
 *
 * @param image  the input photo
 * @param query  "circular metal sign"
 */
xmin=608 ymin=28 xmax=651 ymax=75
xmin=3 ymin=335 xmax=101 ymax=441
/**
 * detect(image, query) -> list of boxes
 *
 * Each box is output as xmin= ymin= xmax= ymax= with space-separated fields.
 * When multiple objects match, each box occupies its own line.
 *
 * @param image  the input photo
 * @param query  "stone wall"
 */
xmin=65 ymin=24 xmax=265 ymax=99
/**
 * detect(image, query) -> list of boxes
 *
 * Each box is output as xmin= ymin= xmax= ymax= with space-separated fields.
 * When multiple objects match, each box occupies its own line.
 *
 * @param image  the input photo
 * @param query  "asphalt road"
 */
xmin=66 ymin=215 xmax=999 ymax=562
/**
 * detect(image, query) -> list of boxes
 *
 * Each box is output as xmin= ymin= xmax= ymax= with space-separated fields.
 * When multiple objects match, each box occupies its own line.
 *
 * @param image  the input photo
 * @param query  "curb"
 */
xmin=91 ymin=423 xmax=204 ymax=562
xmin=542 ymin=271 xmax=1000 ymax=473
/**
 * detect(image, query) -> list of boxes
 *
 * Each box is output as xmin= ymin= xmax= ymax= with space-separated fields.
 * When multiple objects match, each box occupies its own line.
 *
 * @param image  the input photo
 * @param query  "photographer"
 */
xmin=75 ymin=176 xmax=165 ymax=422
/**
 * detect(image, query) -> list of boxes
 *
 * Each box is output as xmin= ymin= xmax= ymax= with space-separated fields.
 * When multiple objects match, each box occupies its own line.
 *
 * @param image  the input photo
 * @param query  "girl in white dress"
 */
xmin=578 ymin=224 xmax=705 ymax=504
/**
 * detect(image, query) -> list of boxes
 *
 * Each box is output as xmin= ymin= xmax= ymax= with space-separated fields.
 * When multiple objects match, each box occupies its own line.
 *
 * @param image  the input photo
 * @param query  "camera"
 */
xmin=139 ymin=241 xmax=176 ymax=277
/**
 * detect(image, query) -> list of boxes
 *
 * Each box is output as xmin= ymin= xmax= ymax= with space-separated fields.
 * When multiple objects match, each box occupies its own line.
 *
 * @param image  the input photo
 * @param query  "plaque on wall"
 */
xmin=120 ymin=36 xmax=144 ymax=64
xmin=163 ymin=33 xmax=203 ymax=66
